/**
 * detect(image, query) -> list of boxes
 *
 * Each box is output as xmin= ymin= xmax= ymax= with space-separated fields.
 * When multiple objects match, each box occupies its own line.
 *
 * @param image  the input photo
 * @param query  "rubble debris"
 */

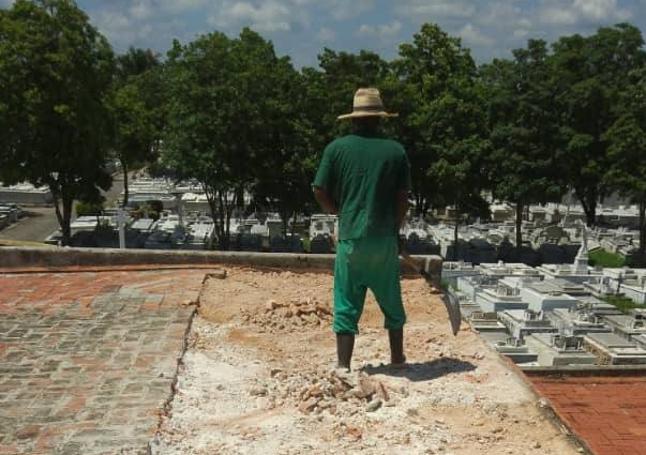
xmin=365 ymin=398 xmax=382 ymax=412
xmin=242 ymin=296 xmax=333 ymax=332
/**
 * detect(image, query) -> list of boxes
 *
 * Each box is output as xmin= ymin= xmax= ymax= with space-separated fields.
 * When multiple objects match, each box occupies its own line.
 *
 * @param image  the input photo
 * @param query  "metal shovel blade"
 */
xmin=441 ymin=288 xmax=462 ymax=336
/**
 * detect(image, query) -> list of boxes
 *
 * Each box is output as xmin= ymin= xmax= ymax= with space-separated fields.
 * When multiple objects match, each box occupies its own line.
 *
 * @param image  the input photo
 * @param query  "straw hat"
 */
xmin=337 ymin=87 xmax=398 ymax=120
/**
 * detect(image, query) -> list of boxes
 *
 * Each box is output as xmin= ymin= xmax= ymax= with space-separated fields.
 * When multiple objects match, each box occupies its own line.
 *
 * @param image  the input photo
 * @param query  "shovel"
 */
xmin=399 ymin=249 xmax=462 ymax=336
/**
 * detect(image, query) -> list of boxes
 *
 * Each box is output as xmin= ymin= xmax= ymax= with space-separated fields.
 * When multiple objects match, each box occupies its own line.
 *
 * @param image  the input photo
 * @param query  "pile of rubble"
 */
xmin=249 ymin=367 xmax=400 ymax=418
xmin=242 ymin=297 xmax=332 ymax=332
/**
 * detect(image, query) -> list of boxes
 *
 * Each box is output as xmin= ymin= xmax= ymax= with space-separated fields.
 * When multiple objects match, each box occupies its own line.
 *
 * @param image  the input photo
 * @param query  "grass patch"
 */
xmin=603 ymin=295 xmax=645 ymax=314
xmin=589 ymin=248 xmax=626 ymax=268
xmin=302 ymin=236 xmax=311 ymax=253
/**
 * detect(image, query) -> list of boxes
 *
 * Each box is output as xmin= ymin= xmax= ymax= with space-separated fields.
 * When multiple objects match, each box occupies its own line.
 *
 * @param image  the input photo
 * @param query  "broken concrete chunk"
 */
xmin=265 ymin=300 xmax=279 ymax=311
xmin=355 ymin=377 xmax=376 ymax=399
xmin=376 ymin=381 xmax=389 ymax=402
xmin=365 ymin=398 xmax=382 ymax=412
xmin=249 ymin=385 xmax=268 ymax=397
xmin=298 ymin=397 xmax=318 ymax=414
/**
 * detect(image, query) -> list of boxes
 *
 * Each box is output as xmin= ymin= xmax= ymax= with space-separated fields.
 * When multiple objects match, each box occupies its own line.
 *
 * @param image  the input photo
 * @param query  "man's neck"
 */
xmin=353 ymin=126 xmax=380 ymax=137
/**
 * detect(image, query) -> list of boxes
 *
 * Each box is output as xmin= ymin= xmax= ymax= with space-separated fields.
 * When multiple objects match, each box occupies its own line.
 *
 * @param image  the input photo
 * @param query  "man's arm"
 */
xmin=396 ymin=190 xmax=408 ymax=230
xmin=313 ymin=186 xmax=338 ymax=215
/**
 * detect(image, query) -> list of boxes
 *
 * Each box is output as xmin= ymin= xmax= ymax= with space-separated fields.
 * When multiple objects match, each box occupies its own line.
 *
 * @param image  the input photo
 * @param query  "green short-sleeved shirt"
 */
xmin=313 ymin=133 xmax=411 ymax=241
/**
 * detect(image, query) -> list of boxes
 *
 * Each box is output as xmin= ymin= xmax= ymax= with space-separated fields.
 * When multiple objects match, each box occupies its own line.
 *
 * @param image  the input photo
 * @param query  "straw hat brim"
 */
xmin=337 ymin=110 xmax=399 ymax=120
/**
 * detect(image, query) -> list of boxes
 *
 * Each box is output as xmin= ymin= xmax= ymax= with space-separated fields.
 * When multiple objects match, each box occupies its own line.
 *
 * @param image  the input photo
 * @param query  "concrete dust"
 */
xmin=153 ymin=268 xmax=580 ymax=455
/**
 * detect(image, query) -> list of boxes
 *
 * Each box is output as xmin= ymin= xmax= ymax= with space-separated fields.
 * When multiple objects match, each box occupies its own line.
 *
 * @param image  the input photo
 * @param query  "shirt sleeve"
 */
xmin=312 ymin=143 xmax=335 ymax=191
xmin=398 ymin=149 xmax=412 ymax=192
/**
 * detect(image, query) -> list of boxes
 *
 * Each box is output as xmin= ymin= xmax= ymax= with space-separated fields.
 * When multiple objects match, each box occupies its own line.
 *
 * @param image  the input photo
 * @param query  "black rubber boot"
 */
xmin=336 ymin=333 xmax=355 ymax=371
xmin=388 ymin=328 xmax=406 ymax=365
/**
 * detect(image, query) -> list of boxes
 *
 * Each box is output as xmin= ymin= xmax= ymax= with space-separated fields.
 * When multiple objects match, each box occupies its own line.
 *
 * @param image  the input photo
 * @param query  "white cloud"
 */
xmin=327 ymin=0 xmax=375 ymax=20
xmin=540 ymin=0 xmax=631 ymax=25
xmin=0 ymin=0 xmax=15 ymax=7
xmin=129 ymin=0 xmax=152 ymax=20
xmin=513 ymin=28 xmax=529 ymax=38
xmin=211 ymin=1 xmax=292 ymax=32
xmin=573 ymin=0 xmax=631 ymax=21
xmin=357 ymin=20 xmax=402 ymax=41
xmin=317 ymin=27 xmax=335 ymax=42
xmin=539 ymin=7 xmax=578 ymax=25
xmin=207 ymin=0 xmax=312 ymax=33
xmin=160 ymin=0 xmax=208 ymax=13
xmin=395 ymin=0 xmax=477 ymax=19
xmin=458 ymin=23 xmax=494 ymax=47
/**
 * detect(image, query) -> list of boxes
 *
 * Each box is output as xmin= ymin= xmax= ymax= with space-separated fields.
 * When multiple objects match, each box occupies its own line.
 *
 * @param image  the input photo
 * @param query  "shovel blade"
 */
xmin=441 ymin=289 xmax=462 ymax=336
xmin=419 ymin=270 xmax=461 ymax=336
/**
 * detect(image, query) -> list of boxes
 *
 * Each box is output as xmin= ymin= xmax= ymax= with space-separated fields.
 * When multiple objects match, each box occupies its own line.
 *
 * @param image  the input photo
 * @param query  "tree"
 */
xmin=605 ymin=68 xmax=646 ymax=258
xmin=383 ymin=24 xmax=491 ymax=258
xmin=252 ymin=69 xmax=319 ymax=237
xmin=552 ymin=24 xmax=646 ymax=226
xmin=115 ymin=47 xmax=158 ymax=81
xmin=109 ymin=48 xmax=161 ymax=207
xmin=163 ymin=29 xmax=298 ymax=249
xmin=389 ymin=23 xmax=487 ymax=221
xmin=484 ymin=40 xmax=565 ymax=247
xmin=0 ymin=0 xmax=114 ymax=245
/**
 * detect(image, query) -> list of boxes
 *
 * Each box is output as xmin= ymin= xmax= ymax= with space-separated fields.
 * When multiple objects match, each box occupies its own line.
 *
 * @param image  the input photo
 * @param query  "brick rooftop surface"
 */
xmin=0 ymin=268 xmax=209 ymax=454
xmin=528 ymin=374 xmax=646 ymax=455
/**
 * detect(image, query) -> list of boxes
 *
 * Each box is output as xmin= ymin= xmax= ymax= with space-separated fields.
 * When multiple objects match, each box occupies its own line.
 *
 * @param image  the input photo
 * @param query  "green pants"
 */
xmin=333 ymin=235 xmax=406 ymax=334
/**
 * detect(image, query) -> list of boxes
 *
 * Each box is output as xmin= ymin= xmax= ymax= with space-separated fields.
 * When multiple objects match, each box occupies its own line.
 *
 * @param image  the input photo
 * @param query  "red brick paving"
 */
xmin=528 ymin=374 xmax=646 ymax=455
xmin=0 ymin=268 xmax=214 ymax=454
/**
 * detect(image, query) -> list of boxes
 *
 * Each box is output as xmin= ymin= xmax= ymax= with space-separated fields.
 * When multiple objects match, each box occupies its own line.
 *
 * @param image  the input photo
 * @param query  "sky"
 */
xmin=3 ymin=0 xmax=646 ymax=67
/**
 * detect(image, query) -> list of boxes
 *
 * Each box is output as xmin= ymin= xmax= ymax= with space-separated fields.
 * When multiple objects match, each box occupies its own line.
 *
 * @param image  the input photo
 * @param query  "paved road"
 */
xmin=0 ymin=207 xmax=61 ymax=243
xmin=0 ymin=174 xmax=126 ymax=243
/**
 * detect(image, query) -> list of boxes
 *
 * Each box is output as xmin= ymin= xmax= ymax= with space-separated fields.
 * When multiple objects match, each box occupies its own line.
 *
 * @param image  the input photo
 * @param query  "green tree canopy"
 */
xmin=163 ymin=29 xmax=300 ymax=248
xmin=552 ymin=24 xmax=646 ymax=226
xmin=484 ymin=40 xmax=565 ymax=247
xmin=109 ymin=47 xmax=162 ymax=207
xmin=0 ymin=0 xmax=115 ymax=245
xmin=389 ymin=23 xmax=488 ymax=223
xmin=605 ymin=67 xmax=646 ymax=258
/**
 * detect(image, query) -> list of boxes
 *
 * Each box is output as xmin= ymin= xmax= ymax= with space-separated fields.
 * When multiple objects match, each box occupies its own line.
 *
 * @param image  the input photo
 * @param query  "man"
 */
xmin=312 ymin=87 xmax=411 ymax=371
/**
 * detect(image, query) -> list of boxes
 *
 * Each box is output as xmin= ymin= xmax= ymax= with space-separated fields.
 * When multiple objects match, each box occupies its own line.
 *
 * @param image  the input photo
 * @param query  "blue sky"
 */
xmin=3 ymin=0 xmax=646 ymax=67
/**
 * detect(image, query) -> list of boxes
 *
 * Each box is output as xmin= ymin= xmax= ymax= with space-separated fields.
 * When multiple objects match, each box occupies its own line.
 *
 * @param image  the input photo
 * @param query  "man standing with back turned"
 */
xmin=313 ymin=88 xmax=411 ymax=371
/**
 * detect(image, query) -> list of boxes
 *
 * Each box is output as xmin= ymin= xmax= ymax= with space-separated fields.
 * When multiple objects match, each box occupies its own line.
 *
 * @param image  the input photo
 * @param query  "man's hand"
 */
xmin=313 ymin=186 xmax=338 ymax=215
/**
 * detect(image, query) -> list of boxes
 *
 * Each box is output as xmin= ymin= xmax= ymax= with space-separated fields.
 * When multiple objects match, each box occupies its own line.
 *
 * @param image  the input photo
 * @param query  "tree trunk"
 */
xmin=216 ymin=190 xmax=227 ymax=250
xmin=53 ymin=195 xmax=64 ymax=245
xmin=235 ymin=185 xmax=245 ymax=210
xmin=207 ymin=201 xmax=219 ymax=250
xmin=120 ymin=158 xmax=129 ymax=208
xmin=61 ymin=196 xmax=73 ymax=246
xmin=202 ymin=184 xmax=219 ymax=250
xmin=453 ymin=216 xmax=459 ymax=261
xmin=575 ymin=188 xmax=597 ymax=227
xmin=281 ymin=209 xmax=289 ymax=238
xmin=515 ymin=202 xmax=523 ymax=248
xmin=414 ymin=193 xmax=424 ymax=217
xmin=639 ymin=198 xmax=645 ymax=256
xmin=225 ymin=205 xmax=231 ymax=250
